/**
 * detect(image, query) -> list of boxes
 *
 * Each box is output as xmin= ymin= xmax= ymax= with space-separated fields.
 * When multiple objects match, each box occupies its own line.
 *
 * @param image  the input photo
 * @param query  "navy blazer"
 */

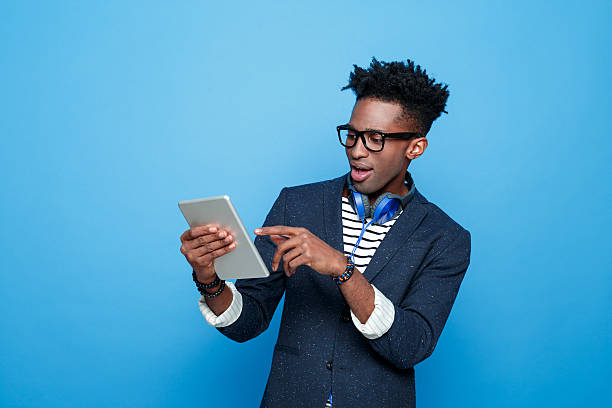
xmin=217 ymin=173 xmax=471 ymax=407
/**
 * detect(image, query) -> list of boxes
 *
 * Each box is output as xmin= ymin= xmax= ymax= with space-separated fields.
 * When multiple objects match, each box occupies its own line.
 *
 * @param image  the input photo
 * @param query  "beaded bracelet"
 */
xmin=334 ymin=256 xmax=355 ymax=285
xmin=199 ymin=280 xmax=226 ymax=298
xmin=192 ymin=270 xmax=220 ymax=289
xmin=192 ymin=270 xmax=226 ymax=298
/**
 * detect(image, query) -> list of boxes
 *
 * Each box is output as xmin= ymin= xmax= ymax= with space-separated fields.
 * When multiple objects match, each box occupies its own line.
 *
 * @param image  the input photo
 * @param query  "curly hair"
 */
xmin=341 ymin=57 xmax=449 ymax=134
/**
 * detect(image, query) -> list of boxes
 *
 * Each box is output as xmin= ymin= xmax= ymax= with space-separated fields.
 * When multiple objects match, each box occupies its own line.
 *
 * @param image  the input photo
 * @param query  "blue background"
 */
xmin=1 ymin=1 xmax=611 ymax=407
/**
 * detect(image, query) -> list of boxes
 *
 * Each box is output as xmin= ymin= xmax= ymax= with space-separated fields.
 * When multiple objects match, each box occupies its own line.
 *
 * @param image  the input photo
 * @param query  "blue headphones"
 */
xmin=346 ymin=171 xmax=416 ymax=225
xmin=345 ymin=172 xmax=416 ymax=263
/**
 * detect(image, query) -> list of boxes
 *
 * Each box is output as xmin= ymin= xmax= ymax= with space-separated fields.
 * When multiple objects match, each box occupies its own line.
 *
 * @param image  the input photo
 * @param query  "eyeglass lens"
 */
xmin=338 ymin=129 xmax=383 ymax=151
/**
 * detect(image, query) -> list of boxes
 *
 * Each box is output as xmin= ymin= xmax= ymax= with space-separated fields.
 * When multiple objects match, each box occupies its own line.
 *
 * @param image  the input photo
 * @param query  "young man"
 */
xmin=179 ymin=58 xmax=471 ymax=407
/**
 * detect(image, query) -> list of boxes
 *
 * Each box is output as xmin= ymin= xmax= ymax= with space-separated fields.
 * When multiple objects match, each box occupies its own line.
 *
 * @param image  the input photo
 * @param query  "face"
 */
xmin=345 ymin=97 xmax=427 ymax=199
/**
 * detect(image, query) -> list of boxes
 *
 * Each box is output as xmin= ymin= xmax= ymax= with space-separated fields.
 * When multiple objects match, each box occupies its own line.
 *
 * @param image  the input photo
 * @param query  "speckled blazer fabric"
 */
xmin=216 ymin=172 xmax=471 ymax=408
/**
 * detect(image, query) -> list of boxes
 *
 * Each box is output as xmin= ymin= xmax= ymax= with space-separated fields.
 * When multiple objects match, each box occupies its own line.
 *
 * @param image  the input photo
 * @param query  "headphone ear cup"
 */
xmin=371 ymin=192 xmax=392 ymax=213
xmin=361 ymin=194 xmax=372 ymax=219
xmin=350 ymin=190 xmax=367 ymax=221
xmin=371 ymin=193 xmax=401 ymax=224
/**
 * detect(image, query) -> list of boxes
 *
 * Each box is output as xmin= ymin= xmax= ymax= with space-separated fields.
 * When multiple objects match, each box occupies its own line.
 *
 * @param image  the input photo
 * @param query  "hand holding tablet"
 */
xmin=178 ymin=196 xmax=270 ymax=281
xmin=179 ymin=224 xmax=237 ymax=284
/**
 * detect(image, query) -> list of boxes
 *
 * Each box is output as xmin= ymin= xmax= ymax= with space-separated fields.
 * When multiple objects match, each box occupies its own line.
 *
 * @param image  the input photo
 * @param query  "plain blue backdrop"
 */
xmin=1 ymin=1 xmax=610 ymax=407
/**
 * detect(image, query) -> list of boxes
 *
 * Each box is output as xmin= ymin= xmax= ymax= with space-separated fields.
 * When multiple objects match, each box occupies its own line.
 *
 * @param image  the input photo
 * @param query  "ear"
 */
xmin=404 ymin=137 xmax=428 ymax=160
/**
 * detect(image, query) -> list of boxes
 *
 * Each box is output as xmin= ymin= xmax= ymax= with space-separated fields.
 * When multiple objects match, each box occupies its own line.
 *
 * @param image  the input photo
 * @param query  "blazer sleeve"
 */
xmin=216 ymin=188 xmax=288 ymax=343
xmin=368 ymin=228 xmax=471 ymax=370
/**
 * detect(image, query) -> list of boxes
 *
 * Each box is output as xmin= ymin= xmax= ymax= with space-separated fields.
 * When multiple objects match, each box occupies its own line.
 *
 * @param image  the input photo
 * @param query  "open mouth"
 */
xmin=351 ymin=165 xmax=373 ymax=182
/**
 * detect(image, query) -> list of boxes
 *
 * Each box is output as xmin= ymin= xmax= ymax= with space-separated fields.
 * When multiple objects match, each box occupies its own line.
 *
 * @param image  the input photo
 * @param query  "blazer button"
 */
xmin=326 ymin=360 xmax=333 ymax=371
xmin=340 ymin=307 xmax=351 ymax=322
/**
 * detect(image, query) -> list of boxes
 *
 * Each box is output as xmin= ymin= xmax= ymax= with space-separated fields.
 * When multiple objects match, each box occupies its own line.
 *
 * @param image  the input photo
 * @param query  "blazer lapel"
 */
xmin=362 ymin=188 xmax=428 ymax=283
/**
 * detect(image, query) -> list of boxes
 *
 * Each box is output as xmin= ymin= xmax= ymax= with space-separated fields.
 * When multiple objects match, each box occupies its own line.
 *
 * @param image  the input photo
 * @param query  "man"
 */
xmin=179 ymin=58 xmax=471 ymax=407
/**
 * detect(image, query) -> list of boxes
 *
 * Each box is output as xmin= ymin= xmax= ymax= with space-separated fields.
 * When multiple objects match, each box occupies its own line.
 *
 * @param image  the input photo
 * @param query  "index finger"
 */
xmin=254 ymin=226 xmax=302 ymax=237
xmin=180 ymin=224 xmax=219 ymax=242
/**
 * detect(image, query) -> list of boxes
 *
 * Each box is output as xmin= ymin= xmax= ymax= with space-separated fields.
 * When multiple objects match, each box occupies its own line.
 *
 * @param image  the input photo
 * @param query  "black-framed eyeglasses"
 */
xmin=336 ymin=124 xmax=422 ymax=152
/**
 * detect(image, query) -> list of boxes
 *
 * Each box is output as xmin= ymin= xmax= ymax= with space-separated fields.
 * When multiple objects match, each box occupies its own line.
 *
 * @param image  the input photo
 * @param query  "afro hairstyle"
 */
xmin=341 ymin=57 xmax=449 ymax=134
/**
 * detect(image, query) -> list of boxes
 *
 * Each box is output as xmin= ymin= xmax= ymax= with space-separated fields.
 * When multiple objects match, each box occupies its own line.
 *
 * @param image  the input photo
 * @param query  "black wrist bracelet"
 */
xmin=192 ymin=270 xmax=220 ymax=289
xmin=199 ymin=280 xmax=226 ymax=298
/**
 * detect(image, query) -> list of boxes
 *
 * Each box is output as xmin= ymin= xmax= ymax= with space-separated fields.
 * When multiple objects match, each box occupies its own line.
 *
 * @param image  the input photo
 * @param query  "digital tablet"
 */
xmin=178 ymin=196 xmax=270 ymax=280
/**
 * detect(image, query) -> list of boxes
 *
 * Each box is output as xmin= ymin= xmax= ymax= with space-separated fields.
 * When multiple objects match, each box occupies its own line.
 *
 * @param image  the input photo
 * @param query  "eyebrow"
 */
xmin=346 ymin=123 xmax=385 ymax=133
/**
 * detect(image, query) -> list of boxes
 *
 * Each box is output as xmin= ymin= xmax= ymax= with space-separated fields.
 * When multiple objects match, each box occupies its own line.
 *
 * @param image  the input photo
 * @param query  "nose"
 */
xmin=349 ymin=135 xmax=369 ymax=159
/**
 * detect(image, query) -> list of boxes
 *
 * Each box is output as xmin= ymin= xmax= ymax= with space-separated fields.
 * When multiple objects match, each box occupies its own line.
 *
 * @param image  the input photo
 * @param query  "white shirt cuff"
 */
xmin=350 ymin=284 xmax=395 ymax=339
xmin=198 ymin=281 xmax=243 ymax=328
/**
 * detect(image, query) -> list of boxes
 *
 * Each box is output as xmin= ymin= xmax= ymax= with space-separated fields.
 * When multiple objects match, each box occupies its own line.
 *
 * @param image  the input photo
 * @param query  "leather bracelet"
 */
xmin=192 ymin=270 xmax=220 ymax=289
xmin=199 ymin=280 xmax=226 ymax=298
xmin=334 ymin=257 xmax=355 ymax=285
